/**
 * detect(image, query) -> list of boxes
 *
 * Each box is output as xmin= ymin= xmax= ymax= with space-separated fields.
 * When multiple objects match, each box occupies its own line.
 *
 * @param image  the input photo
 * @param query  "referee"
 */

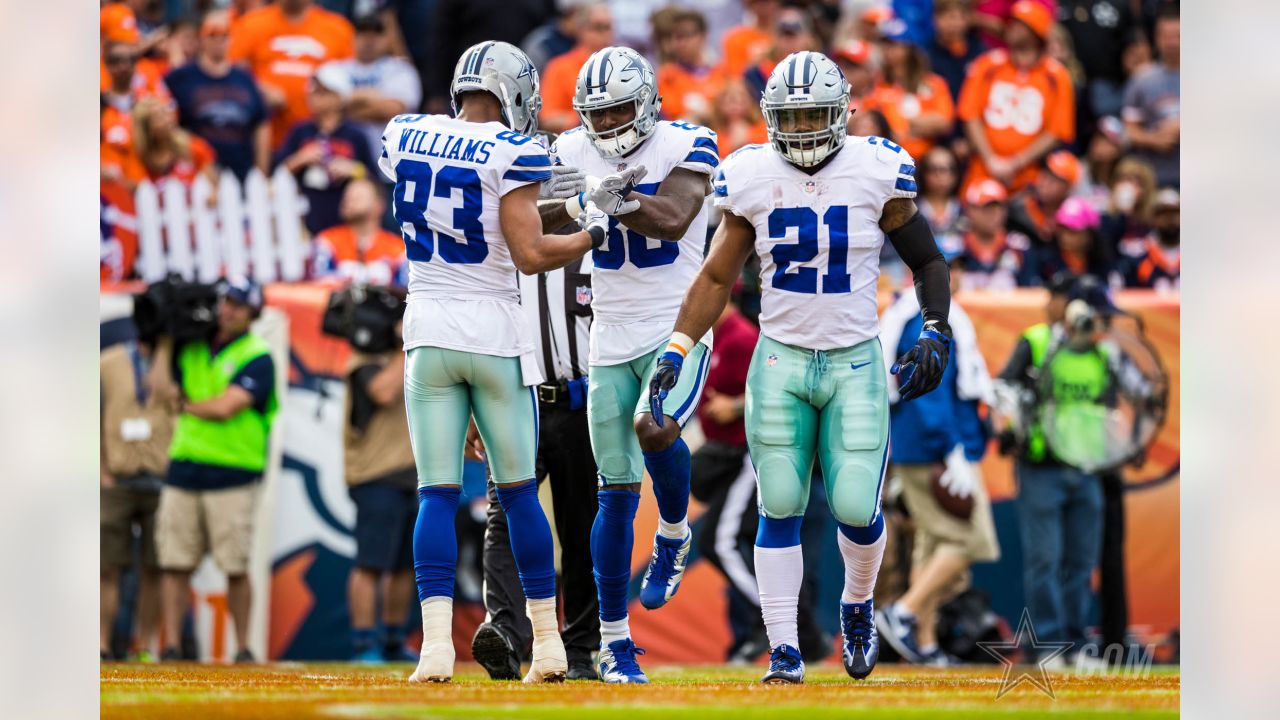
xmin=470 ymin=256 xmax=600 ymax=681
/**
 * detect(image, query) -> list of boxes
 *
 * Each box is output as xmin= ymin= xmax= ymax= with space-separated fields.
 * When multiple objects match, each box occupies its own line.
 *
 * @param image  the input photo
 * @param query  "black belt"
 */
xmin=536 ymin=380 xmax=571 ymax=407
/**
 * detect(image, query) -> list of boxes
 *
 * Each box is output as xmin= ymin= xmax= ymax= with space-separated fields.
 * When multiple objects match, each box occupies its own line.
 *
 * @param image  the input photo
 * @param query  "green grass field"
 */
xmin=100 ymin=662 xmax=1179 ymax=719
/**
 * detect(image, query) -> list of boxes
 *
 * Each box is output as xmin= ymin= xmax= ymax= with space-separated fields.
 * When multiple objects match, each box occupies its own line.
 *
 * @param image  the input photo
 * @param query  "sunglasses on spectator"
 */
xmin=926 ymin=165 xmax=956 ymax=173
xmin=105 ymin=53 xmax=135 ymax=66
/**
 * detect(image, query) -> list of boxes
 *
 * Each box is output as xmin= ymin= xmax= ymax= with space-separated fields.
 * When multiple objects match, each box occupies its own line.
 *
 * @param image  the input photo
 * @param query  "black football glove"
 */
xmin=647 ymin=350 xmax=684 ymax=427
xmin=891 ymin=319 xmax=952 ymax=401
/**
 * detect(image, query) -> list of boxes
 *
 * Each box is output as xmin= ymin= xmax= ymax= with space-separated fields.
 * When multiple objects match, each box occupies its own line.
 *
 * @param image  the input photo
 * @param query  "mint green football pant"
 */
xmin=587 ymin=341 xmax=712 ymax=485
xmin=745 ymin=334 xmax=890 ymax=527
xmin=404 ymin=346 xmax=538 ymax=486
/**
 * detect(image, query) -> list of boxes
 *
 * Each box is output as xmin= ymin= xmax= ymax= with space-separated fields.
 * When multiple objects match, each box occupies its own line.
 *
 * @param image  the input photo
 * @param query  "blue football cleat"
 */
xmin=639 ymin=532 xmax=692 ymax=610
xmin=841 ymin=599 xmax=880 ymax=680
xmin=761 ymin=644 xmax=805 ymax=684
xmin=598 ymin=639 xmax=649 ymax=684
xmin=875 ymin=603 xmax=925 ymax=663
xmin=351 ymin=646 xmax=384 ymax=664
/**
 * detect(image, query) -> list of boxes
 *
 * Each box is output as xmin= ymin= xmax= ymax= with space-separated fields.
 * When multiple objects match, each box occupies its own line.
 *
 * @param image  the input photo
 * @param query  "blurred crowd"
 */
xmin=99 ymin=0 xmax=1178 ymax=666
xmin=100 ymin=0 xmax=1180 ymax=292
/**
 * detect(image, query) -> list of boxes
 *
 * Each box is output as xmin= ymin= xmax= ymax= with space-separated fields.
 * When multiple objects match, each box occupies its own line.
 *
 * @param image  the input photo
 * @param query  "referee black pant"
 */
xmin=482 ymin=401 xmax=599 ymax=663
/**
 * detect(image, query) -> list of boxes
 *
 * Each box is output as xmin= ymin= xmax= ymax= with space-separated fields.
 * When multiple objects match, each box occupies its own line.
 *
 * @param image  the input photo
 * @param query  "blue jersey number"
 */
xmin=767 ymin=206 xmax=850 ymax=294
xmin=592 ymin=182 xmax=679 ymax=270
xmin=392 ymin=159 xmax=488 ymax=264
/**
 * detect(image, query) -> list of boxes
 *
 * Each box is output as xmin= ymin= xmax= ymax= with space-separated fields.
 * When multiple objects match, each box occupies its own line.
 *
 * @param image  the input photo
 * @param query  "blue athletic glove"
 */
xmin=648 ymin=350 xmax=685 ymax=428
xmin=891 ymin=320 xmax=952 ymax=401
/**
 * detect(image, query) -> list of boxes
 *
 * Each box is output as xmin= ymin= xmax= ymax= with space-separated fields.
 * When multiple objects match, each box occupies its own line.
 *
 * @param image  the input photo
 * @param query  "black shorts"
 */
xmin=348 ymin=478 xmax=417 ymax=572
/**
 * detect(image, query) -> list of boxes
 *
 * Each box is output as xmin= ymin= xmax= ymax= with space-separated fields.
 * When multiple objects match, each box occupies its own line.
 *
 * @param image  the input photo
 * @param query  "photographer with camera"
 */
xmin=100 ymin=293 xmax=179 ymax=661
xmin=157 ymin=278 xmax=278 ymax=663
xmin=323 ymin=284 xmax=419 ymax=662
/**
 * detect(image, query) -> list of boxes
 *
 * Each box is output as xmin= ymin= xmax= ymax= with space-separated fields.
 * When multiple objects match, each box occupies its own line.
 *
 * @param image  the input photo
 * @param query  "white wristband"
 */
xmin=564 ymin=192 xmax=586 ymax=220
xmin=666 ymin=331 xmax=695 ymax=358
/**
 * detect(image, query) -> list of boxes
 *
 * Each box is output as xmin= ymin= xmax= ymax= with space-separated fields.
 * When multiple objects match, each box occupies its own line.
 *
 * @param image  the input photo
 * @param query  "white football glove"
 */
xmin=587 ymin=164 xmax=647 ymax=216
xmin=938 ymin=444 xmax=976 ymax=499
xmin=576 ymin=200 xmax=610 ymax=240
xmin=539 ymin=163 xmax=587 ymax=200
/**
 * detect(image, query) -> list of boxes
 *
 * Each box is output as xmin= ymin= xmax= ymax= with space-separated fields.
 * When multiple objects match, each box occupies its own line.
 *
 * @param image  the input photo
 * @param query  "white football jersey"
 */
xmin=713 ymin=136 xmax=917 ymax=351
xmin=380 ymin=114 xmax=552 ymax=362
xmin=551 ymin=120 xmax=718 ymax=364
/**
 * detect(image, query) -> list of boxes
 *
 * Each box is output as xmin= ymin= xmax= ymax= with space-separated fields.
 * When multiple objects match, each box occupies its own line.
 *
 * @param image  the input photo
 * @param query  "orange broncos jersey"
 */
xmin=228 ymin=5 xmax=354 ymax=147
xmin=311 ymin=225 xmax=406 ymax=285
xmin=958 ymin=49 xmax=1074 ymax=191
xmin=719 ymin=25 xmax=770 ymax=79
xmin=539 ymin=46 xmax=591 ymax=132
xmin=658 ymin=62 xmax=723 ymax=121
xmin=861 ymin=74 xmax=954 ymax=161
xmin=120 ymin=135 xmax=217 ymax=187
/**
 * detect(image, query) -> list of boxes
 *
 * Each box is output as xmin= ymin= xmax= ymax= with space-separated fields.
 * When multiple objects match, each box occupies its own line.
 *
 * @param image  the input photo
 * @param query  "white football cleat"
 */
xmin=408 ymin=644 xmax=454 ymax=683
xmin=523 ymin=632 xmax=568 ymax=683
xmin=409 ymin=598 xmax=455 ymax=683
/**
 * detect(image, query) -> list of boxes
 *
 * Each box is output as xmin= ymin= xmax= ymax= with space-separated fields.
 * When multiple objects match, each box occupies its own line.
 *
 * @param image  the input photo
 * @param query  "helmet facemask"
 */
xmin=763 ymin=102 xmax=847 ymax=167
xmin=576 ymin=92 xmax=652 ymax=158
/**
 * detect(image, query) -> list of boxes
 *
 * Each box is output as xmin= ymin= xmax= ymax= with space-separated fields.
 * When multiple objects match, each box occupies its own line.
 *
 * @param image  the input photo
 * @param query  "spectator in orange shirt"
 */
xmin=862 ymin=19 xmax=955 ymax=160
xmin=657 ymin=8 xmax=721 ymax=124
xmin=720 ymin=0 xmax=781 ymax=79
xmin=539 ymin=3 xmax=615 ymax=133
xmin=710 ymin=78 xmax=768 ymax=159
xmin=957 ymin=0 xmax=1074 ymax=194
xmin=743 ymin=6 xmax=818 ymax=102
xmin=102 ymin=40 xmax=172 ymax=150
xmin=121 ymin=97 xmax=220 ymax=189
xmin=833 ymin=40 xmax=876 ymax=109
xmin=100 ymin=1 xmax=168 ymax=93
xmin=229 ymin=0 xmax=355 ymax=147
xmin=1007 ymin=149 xmax=1078 ymax=245
xmin=311 ymin=179 xmax=406 ymax=286
xmin=970 ymin=0 xmax=1054 ymax=49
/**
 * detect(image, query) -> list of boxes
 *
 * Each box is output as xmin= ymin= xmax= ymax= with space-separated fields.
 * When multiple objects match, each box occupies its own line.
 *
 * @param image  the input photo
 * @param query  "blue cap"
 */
xmin=222 ymin=277 xmax=264 ymax=310
xmin=879 ymin=18 xmax=911 ymax=43
xmin=1068 ymin=274 xmax=1119 ymax=314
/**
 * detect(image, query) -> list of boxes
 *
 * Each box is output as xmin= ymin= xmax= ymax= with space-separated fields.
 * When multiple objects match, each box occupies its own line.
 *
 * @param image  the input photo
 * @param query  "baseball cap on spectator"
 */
xmin=222 ymin=278 xmax=265 ymax=312
xmin=101 ymin=3 xmax=140 ymax=43
xmin=1069 ymin=273 xmax=1119 ymax=313
xmin=1047 ymin=270 xmax=1077 ymax=296
xmin=1009 ymin=0 xmax=1053 ymax=41
xmin=1042 ymin=150 xmax=1081 ymax=187
xmin=312 ymin=63 xmax=354 ymax=100
xmin=834 ymin=39 xmax=873 ymax=66
xmin=353 ymin=14 xmax=386 ymax=34
xmin=878 ymin=18 xmax=911 ymax=43
xmin=965 ymin=178 xmax=1009 ymax=206
xmin=1154 ymin=187 xmax=1180 ymax=209
xmin=1055 ymin=196 xmax=1101 ymax=231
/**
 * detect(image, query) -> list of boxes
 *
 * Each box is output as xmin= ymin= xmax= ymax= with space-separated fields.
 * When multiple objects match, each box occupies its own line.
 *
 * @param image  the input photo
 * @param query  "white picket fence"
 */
xmin=135 ymin=167 xmax=309 ymax=283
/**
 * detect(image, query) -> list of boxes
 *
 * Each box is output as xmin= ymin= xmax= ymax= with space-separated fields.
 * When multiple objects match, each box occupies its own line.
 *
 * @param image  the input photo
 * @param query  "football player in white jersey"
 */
xmin=538 ymin=46 xmax=719 ymax=684
xmin=379 ymin=40 xmax=611 ymax=684
xmin=650 ymin=51 xmax=954 ymax=684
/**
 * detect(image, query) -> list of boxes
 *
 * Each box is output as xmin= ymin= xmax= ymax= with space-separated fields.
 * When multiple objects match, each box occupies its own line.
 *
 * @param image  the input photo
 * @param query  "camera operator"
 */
xmin=100 ymin=300 xmax=177 ymax=661
xmin=342 ymin=309 xmax=420 ymax=663
xmin=157 ymin=278 xmax=278 ymax=663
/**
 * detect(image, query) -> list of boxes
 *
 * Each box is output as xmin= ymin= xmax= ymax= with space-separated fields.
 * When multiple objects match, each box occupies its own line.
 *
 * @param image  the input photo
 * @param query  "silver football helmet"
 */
xmin=451 ymin=40 xmax=543 ymax=137
xmin=761 ymin=51 xmax=851 ymax=167
xmin=572 ymin=46 xmax=662 ymax=158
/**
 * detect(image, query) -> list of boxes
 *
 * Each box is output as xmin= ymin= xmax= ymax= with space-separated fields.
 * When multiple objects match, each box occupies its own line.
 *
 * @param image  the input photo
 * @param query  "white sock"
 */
xmin=419 ymin=597 xmax=453 ymax=653
xmin=837 ymin=529 xmax=886 ymax=603
xmin=526 ymin=597 xmax=559 ymax=639
xmin=600 ymin=617 xmax=631 ymax=646
xmin=657 ymin=516 xmax=689 ymax=540
xmin=754 ymin=544 xmax=803 ymax=650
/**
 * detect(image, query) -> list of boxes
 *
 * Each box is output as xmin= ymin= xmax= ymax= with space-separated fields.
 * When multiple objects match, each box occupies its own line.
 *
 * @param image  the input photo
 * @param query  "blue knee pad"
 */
xmin=494 ymin=480 xmax=556 ymax=601
xmin=837 ymin=511 xmax=885 ymax=545
xmin=592 ymin=488 xmax=640 ymax=622
xmin=756 ymin=514 xmax=803 ymax=549
xmin=413 ymin=486 xmax=461 ymax=601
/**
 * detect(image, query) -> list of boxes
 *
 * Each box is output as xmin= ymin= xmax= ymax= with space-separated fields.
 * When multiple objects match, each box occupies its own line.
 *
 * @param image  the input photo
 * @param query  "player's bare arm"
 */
xmin=501 ymin=183 xmax=603 ymax=274
xmin=671 ymin=210 xmax=755 ymax=346
xmin=613 ymin=168 xmax=708 ymax=241
xmin=537 ymin=198 xmax=574 ymax=232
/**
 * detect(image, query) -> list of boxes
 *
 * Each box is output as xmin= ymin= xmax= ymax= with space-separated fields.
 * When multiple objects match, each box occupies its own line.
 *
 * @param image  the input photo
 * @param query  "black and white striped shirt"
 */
xmin=519 ymin=257 xmax=592 ymax=384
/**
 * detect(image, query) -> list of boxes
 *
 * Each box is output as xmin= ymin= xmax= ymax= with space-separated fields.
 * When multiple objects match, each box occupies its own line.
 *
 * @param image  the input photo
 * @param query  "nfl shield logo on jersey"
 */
xmin=766 ymin=354 xmax=778 ymax=366
xmin=576 ymin=285 xmax=593 ymax=305
xmin=803 ymin=181 xmax=816 ymax=193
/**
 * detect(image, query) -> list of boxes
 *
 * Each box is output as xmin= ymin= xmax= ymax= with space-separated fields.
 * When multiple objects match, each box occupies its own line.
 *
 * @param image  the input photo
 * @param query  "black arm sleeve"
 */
xmin=998 ymin=338 xmax=1034 ymax=385
xmin=888 ymin=212 xmax=951 ymax=328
